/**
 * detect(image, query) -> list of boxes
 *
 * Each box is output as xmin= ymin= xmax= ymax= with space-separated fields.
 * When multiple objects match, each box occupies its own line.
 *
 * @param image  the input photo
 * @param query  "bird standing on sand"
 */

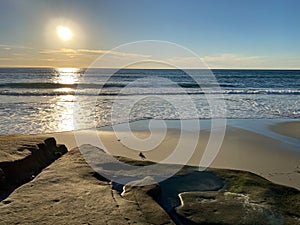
xmin=139 ymin=152 xmax=146 ymax=160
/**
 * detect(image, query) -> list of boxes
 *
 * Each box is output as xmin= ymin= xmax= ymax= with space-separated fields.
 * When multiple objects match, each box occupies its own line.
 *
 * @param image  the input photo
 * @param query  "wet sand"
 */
xmin=270 ymin=121 xmax=300 ymax=139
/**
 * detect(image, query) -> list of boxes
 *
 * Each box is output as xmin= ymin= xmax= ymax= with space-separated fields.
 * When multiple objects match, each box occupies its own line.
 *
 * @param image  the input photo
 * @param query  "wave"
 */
xmin=0 ymin=89 xmax=299 ymax=96
xmin=0 ymin=82 xmax=237 ymax=89
xmin=0 ymin=82 xmax=92 ymax=89
xmin=223 ymin=89 xmax=300 ymax=95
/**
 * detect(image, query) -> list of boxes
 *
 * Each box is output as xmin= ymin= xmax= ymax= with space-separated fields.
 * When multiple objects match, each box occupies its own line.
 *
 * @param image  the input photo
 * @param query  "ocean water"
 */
xmin=0 ymin=68 xmax=299 ymax=134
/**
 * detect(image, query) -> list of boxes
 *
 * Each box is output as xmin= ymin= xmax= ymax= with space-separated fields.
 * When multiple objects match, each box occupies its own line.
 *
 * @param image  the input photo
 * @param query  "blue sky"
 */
xmin=0 ymin=0 xmax=299 ymax=68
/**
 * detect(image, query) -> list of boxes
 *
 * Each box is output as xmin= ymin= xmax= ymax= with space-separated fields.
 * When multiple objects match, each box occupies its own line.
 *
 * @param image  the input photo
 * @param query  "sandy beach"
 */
xmin=46 ymin=119 xmax=300 ymax=190
xmin=271 ymin=121 xmax=300 ymax=139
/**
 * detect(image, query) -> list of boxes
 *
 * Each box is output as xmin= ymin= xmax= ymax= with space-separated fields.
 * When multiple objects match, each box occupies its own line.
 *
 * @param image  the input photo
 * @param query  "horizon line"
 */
xmin=0 ymin=66 xmax=300 ymax=70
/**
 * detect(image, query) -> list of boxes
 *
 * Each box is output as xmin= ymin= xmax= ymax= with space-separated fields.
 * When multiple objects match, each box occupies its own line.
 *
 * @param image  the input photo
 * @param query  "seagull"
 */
xmin=139 ymin=152 xmax=146 ymax=160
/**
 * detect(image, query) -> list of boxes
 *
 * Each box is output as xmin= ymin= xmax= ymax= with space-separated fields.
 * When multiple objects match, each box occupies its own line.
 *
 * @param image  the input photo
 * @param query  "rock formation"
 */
xmin=0 ymin=137 xmax=67 ymax=200
xmin=0 ymin=144 xmax=299 ymax=224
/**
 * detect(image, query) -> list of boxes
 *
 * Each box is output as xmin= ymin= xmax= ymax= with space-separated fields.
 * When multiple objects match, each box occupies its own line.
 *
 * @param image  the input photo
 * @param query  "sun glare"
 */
xmin=56 ymin=25 xmax=73 ymax=41
xmin=54 ymin=68 xmax=80 ymax=84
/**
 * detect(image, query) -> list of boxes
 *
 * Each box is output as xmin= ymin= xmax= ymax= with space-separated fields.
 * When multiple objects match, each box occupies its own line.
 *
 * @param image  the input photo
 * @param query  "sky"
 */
xmin=0 ymin=0 xmax=299 ymax=68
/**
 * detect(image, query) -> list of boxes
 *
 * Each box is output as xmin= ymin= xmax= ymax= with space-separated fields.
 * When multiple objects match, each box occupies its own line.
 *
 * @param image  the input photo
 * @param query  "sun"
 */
xmin=56 ymin=25 xmax=73 ymax=41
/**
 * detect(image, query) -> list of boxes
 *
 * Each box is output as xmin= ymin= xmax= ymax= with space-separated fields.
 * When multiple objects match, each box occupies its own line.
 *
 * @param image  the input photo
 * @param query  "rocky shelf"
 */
xmin=0 ymin=137 xmax=67 ymax=201
xmin=0 ymin=144 xmax=299 ymax=225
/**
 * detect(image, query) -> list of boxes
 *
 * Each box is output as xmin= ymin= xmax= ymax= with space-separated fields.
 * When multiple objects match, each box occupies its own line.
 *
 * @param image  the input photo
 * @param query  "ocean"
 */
xmin=0 ymin=68 xmax=299 ymax=134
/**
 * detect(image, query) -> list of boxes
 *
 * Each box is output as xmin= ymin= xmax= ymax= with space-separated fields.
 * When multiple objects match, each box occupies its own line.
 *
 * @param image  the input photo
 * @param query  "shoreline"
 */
xmin=270 ymin=121 xmax=300 ymax=139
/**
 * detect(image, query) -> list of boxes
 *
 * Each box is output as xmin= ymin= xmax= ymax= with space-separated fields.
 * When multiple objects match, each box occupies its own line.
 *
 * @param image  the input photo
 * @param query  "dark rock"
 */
xmin=0 ymin=137 xmax=68 ymax=201
xmin=0 ymin=168 xmax=5 ymax=183
xmin=44 ymin=138 xmax=56 ymax=148
xmin=55 ymin=145 xmax=68 ymax=157
xmin=2 ymin=199 xmax=12 ymax=205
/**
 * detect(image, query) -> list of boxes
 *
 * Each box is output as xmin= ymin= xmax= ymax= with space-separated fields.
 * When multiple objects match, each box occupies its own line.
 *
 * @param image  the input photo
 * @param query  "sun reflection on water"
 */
xmin=53 ymin=95 xmax=75 ymax=132
xmin=54 ymin=68 xmax=81 ymax=84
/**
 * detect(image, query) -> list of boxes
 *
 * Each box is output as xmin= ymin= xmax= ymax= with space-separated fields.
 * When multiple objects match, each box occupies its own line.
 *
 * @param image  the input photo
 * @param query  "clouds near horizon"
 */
xmin=1 ymin=44 xmax=299 ymax=69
